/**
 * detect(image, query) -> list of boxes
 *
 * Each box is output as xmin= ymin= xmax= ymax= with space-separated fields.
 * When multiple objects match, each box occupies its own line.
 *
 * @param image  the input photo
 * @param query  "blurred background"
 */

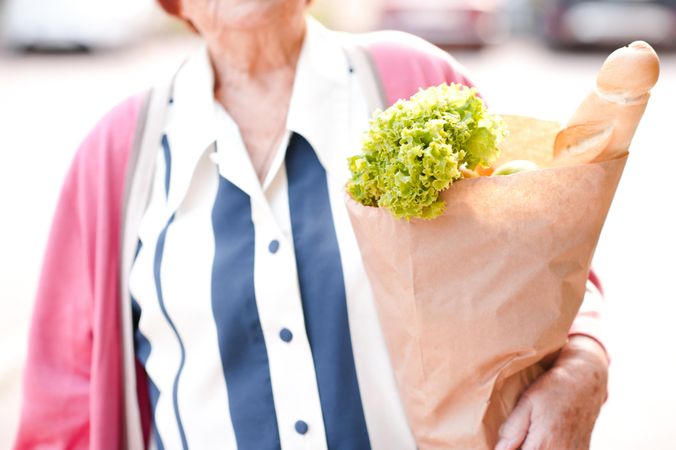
xmin=0 ymin=0 xmax=674 ymax=448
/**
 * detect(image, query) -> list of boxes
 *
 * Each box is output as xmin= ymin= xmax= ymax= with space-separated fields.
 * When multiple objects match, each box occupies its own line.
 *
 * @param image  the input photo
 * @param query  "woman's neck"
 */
xmin=206 ymin=13 xmax=306 ymax=90
xmin=198 ymin=10 xmax=307 ymax=182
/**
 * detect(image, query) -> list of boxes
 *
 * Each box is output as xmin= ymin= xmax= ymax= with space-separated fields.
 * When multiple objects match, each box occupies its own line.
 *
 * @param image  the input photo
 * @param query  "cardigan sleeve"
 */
xmin=14 ymin=96 xmax=141 ymax=450
xmin=570 ymin=274 xmax=608 ymax=356
xmin=364 ymin=30 xmax=476 ymax=105
xmin=13 ymin=144 xmax=95 ymax=449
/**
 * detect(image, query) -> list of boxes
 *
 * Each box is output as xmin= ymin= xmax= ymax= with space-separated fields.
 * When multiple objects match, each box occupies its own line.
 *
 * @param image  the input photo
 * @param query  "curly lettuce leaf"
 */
xmin=347 ymin=83 xmax=505 ymax=220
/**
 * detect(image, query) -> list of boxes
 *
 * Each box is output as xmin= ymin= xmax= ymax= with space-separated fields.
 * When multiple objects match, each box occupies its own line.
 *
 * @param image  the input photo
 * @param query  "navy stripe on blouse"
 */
xmin=211 ymin=173 xmax=281 ymax=449
xmin=132 ymin=240 xmax=165 ymax=450
xmin=132 ymin=297 xmax=165 ymax=450
xmin=286 ymin=132 xmax=371 ymax=449
xmin=153 ymin=213 xmax=190 ymax=450
xmin=145 ymin=136 xmax=190 ymax=449
xmin=161 ymin=134 xmax=172 ymax=197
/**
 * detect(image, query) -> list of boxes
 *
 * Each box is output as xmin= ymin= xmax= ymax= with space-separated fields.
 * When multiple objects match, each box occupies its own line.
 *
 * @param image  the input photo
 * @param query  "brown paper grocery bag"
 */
xmin=345 ymin=116 xmax=626 ymax=449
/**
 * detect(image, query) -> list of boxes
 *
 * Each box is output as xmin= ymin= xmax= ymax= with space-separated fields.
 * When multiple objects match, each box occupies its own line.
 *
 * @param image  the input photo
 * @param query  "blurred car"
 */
xmin=541 ymin=0 xmax=676 ymax=48
xmin=1 ymin=0 xmax=159 ymax=51
xmin=380 ymin=0 xmax=510 ymax=49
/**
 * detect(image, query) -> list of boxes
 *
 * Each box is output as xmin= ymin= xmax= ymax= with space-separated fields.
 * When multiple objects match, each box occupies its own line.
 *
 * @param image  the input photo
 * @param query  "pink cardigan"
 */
xmin=14 ymin=34 xmax=605 ymax=449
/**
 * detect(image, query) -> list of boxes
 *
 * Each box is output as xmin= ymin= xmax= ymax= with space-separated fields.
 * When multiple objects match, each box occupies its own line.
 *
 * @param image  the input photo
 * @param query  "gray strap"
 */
xmin=341 ymin=35 xmax=388 ymax=112
xmin=120 ymin=78 xmax=173 ymax=450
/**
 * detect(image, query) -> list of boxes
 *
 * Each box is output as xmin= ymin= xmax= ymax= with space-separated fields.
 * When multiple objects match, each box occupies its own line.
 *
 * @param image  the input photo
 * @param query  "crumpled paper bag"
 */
xmin=346 ymin=116 xmax=626 ymax=449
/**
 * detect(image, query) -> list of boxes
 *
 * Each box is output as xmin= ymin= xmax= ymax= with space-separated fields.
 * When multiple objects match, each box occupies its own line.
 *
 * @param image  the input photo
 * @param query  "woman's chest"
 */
xmin=127 ymin=130 xmax=409 ymax=448
xmin=129 ymin=128 xmax=372 ymax=353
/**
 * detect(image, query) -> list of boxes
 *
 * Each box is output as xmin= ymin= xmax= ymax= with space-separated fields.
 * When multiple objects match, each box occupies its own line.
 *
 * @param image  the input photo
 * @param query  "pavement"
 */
xmin=1 ymin=33 xmax=674 ymax=449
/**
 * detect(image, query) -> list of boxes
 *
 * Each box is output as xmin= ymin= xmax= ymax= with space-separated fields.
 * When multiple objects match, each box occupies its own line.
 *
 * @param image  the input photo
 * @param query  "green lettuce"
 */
xmin=347 ymin=83 xmax=505 ymax=220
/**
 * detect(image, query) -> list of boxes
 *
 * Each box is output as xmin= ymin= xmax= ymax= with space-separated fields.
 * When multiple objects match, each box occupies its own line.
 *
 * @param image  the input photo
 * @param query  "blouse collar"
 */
xmin=163 ymin=16 xmax=355 ymax=215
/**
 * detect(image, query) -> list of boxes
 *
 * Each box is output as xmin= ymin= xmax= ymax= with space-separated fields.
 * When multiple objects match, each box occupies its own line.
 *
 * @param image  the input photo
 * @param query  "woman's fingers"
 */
xmin=496 ymin=336 xmax=608 ymax=450
xmin=495 ymin=395 xmax=532 ymax=450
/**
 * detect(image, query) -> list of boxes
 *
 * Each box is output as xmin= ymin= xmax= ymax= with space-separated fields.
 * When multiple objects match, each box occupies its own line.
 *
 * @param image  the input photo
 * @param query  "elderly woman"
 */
xmin=14 ymin=1 xmax=609 ymax=449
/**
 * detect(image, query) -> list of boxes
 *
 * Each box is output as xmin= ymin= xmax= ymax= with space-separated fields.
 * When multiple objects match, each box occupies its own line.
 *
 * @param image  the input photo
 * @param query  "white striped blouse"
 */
xmin=129 ymin=18 xmax=416 ymax=450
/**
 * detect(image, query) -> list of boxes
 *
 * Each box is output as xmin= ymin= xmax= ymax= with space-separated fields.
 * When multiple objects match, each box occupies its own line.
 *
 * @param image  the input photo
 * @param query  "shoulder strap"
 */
xmin=119 ymin=78 xmax=174 ymax=450
xmin=340 ymin=35 xmax=388 ymax=112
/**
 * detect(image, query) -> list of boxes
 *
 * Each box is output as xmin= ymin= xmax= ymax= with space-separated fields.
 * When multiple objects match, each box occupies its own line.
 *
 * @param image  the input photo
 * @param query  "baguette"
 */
xmin=551 ymin=41 xmax=659 ymax=166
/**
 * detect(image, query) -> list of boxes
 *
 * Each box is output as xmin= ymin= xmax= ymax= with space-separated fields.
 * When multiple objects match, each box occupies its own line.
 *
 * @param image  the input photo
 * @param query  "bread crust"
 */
xmin=553 ymin=41 xmax=659 ymax=165
xmin=596 ymin=41 xmax=660 ymax=99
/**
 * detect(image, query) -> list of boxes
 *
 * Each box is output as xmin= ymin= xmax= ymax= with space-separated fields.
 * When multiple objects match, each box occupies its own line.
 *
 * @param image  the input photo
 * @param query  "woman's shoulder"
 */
xmin=358 ymin=29 xmax=453 ymax=62
xmin=62 ymin=91 xmax=147 ymax=221
xmin=79 ymin=93 xmax=146 ymax=164
xmin=71 ymin=92 xmax=146 ymax=184
xmin=346 ymin=29 xmax=475 ymax=104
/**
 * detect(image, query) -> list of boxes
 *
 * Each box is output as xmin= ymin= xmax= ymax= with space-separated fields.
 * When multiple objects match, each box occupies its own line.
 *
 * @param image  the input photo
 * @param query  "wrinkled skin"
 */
xmin=496 ymin=335 xmax=609 ymax=450
xmin=180 ymin=0 xmax=307 ymax=180
xmin=182 ymin=0 xmax=307 ymax=36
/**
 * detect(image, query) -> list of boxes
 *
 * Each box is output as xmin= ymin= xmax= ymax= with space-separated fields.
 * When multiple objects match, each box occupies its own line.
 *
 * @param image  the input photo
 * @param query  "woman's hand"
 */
xmin=495 ymin=335 xmax=609 ymax=450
